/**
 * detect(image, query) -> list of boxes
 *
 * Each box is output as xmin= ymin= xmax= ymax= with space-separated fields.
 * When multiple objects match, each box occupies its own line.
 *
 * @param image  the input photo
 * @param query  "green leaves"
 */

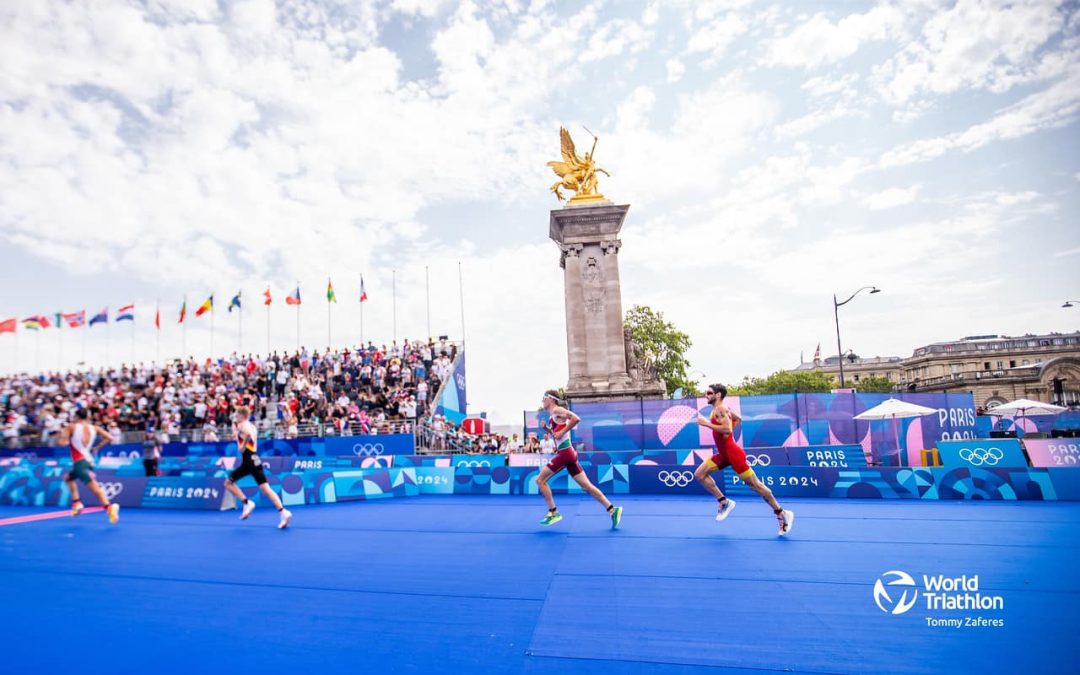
xmin=624 ymin=305 xmax=698 ymax=398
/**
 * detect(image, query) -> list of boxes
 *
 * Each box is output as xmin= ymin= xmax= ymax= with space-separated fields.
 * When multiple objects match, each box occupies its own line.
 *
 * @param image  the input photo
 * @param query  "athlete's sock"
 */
xmin=548 ymin=507 xmax=557 ymax=514
xmin=606 ymin=504 xmax=614 ymax=513
xmin=72 ymin=499 xmax=82 ymax=505
xmin=277 ymin=506 xmax=284 ymax=512
xmin=243 ymin=499 xmax=251 ymax=505
xmin=718 ymin=497 xmax=728 ymax=504
xmin=773 ymin=507 xmax=783 ymax=515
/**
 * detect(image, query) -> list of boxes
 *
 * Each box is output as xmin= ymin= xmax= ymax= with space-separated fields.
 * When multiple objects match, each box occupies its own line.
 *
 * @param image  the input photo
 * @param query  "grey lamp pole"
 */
xmin=1063 ymin=300 xmax=1080 ymax=308
xmin=833 ymin=286 xmax=881 ymax=388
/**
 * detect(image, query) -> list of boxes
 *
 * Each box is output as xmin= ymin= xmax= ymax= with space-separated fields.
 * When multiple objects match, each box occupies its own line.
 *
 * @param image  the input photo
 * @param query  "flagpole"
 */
xmin=425 ymin=265 xmax=431 ymax=339
xmin=360 ymin=273 xmax=365 ymax=346
xmin=81 ymin=312 xmax=87 ymax=365
xmin=295 ymin=281 xmax=300 ymax=351
xmin=58 ymin=316 xmax=63 ymax=372
xmin=239 ymin=294 xmax=243 ymax=355
xmin=105 ymin=313 xmax=110 ymax=367
xmin=34 ymin=326 xmax=40 ymax=373
xmin=266 ymin=300 xmax=270 ymax=355
xmin=156 ymin=300 xmax=160 ymax=364
xmin=458 ymin=261 xmax=466 ymax=351
xmin=392 ymin=268 xmax=397 ymax=344
xmin=183 ymin=296 xmax=188 ymax=360
xmin=130 ymin=314 xmax=135 ymax=364
xmin=210 ymin=300 xmax=215 ymax=358
xmin=327 ymin=280 xmax=332 ymax=350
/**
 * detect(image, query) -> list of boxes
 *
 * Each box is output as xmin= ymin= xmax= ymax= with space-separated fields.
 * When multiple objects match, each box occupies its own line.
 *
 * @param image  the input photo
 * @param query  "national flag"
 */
xmin=54 ymin=312 xmax=63 ymax=329
xmin=63 ymin=310 xmax=86 ymax=328
xmin=89 ymin=308 xmax=108 ymax=326
xmin=263 ymin=287 xmax=272 ymax=306
xmin=155 ymin=306 xmax=160 ymax=330
xmin=195 ymin=295 xmax=213 ymax=317
xmin=178 ymin=299 xmax=186 ymax=324
xmin=117 ymin=304 xmax=135 ymax=322
xmin=0 ymin=318 xmax=15 ymax=334
xmin=359 ymin=275 xmax=368 ymax=303
xmin=327 ymin=278 xmax=337 ymax=303
xmin=813 ymin=342 xmax=821 ymax=360
xmin=22 ymin=315 xmax=50 ymax=330
xmin=286 ymin=286 xmax=301 ymax=306
xmin=228 ymin=292 xmax=241 ymax=313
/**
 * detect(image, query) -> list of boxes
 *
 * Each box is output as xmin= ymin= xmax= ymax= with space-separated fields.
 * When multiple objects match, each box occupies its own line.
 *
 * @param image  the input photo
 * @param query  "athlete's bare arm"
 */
xmin=58 ymin=423 xmax=73 ymax=446
xmin=697 ymin=402 xmax=736 ymax=434
xmin=92 ymin=425 xmax=114 ymax=452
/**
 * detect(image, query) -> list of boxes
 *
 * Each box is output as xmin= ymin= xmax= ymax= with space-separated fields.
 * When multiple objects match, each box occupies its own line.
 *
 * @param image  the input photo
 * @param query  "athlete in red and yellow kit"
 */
xmin=694 ymin=383 xmax=794 ymax=536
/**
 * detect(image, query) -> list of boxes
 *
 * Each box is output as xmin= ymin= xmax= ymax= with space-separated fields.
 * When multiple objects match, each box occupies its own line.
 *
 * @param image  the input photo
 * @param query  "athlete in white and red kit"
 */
xmin=60 ymin=408 xmax=120 ymax=523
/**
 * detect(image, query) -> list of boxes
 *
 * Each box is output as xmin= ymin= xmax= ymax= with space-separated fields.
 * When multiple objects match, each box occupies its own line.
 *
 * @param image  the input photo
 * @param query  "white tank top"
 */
xmin=237 ymin=421 xmax=258 ymax=454
xmin=69 ymin=422 xmax=96 ymax=463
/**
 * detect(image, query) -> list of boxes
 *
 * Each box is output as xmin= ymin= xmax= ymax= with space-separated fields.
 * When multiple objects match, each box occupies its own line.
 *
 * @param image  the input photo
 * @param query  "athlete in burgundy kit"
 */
xmin=694 ymin=383 xmax=794 ymax=536
xmin=535 ymin=390 xmax=623 ymax=528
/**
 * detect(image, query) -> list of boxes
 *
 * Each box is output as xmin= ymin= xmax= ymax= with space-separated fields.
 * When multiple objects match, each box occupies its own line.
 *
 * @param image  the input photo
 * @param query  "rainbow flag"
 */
xmin=286 ymin=286 xmax=301 ymax=306
xmin=117 ymin=304 xmax=134 ymax=322
xmin=22 ymin=315 xmax=51 ymax=330
xmin=63 ymin=311 xmax=86 ymax=328
xmin=195 ymin=295 xmax=213 ymax=317
xmin=89 ymin=308 xmax=108 ymax=326
xmin=327 ymin=279 xmax=337 ymax=303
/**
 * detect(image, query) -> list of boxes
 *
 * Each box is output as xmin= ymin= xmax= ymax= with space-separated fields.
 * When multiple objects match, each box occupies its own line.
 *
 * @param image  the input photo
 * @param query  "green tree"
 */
xmin=854 ymin=375 xmax=896 ymax=393
xmin=623 ymin=305 xmax=698 ymax=397
xmin=728 ymin=370 xmax=838 ymax=396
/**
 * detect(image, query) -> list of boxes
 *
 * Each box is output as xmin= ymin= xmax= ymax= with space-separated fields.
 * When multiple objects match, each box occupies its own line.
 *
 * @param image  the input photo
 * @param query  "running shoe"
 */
xmin=715 ymin=499 xmax=737 ymax=522
xmin=540 ymin=511 xmax=562 ymax=526
xmin=241 ymin=500 xmax=256 ymax=520
xmin=107 ymin=503 xmax=120 ymax=524
xmin=71 ymin=502 xmax=84 ymax=517
xmin=278 ymin=509 xmax=293 ymax=529
xmin=777 ymin=509 xmax=795 ymax=536
xmin=609 ymin=505 xmax=623 ymax=530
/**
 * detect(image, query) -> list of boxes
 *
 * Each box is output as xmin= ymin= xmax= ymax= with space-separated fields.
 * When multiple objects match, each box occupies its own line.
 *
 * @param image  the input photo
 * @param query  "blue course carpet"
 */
xmin=0 ymin=496 xmax=1077 ymax=674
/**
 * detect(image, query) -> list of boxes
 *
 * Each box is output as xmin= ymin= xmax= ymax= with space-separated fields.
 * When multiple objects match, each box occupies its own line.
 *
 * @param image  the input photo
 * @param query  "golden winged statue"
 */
xmin=547 ymin=126 xmax=610 ymax=203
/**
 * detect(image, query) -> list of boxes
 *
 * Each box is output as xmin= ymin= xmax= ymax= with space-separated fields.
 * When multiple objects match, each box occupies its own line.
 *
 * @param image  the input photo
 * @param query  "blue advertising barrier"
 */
xmin=141 ymin=478 xmax=228 ymax=509
xmin=936 ymin=439 xmax=1026 ymax=469
xmin=785 ymin=444 xmax=867 ymax=468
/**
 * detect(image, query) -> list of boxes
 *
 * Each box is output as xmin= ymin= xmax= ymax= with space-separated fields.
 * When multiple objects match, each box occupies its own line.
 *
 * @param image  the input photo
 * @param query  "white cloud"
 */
xmin=580 ymin=18 xmax=653 ymax=63
xmin=874 ymin=0 xmax=1073 ymax=104
xmin=879 ymin=66 xmax=1080 ymax=168
xmin=666 ymin=58 xmax=685 ymax=83
xmin=862 ymin=185 xmax=920 ymax=210
xmin=687 ymin=13 xmax=747 ymax=58
xmin=765 ymin=5 xmax=905 ymax=69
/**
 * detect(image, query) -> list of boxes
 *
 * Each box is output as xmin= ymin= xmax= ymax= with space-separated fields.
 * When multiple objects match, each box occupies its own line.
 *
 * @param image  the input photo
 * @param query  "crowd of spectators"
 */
xmin=1 ymin=338 xmax=459 ymax=448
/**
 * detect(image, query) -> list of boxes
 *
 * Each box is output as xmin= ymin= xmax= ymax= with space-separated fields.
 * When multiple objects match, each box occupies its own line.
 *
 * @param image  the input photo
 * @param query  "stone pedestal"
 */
xmin=550 ymin=202 xmax=666 ymax=402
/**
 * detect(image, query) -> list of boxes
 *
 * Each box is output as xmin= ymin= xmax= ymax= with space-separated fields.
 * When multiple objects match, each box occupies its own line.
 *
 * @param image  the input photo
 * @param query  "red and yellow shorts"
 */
xmin=705 ymin=434 xmax=756 ymax=481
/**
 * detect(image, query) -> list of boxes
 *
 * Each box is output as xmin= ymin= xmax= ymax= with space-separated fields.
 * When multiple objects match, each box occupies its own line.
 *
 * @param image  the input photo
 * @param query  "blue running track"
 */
xmin=0 ymin=496 xmax=1077 ymax=674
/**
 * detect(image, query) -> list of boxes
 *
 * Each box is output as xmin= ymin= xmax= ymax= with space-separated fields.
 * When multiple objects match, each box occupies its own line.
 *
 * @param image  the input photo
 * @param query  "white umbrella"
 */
xmin=984 ymin=398 xmax=1066 ymax=436
xmin=984 ymin=398 xmax=1066 ymax=417
xmin=854 ymin=398 xmax=939 ymax=466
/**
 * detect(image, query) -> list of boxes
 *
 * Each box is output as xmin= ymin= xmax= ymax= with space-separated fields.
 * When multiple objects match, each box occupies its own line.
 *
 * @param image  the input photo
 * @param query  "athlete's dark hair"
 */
xmin=543 ymin=389 xmax=564 ymax=406
xmin=75 ymin=408 xmax=89 ymax=420
xmin=708 ymin=384 xmax=728 ymax=400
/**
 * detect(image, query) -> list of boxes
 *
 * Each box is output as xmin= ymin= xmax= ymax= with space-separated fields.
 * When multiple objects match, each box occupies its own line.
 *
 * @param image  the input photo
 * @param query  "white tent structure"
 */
xmin=985 ymin=398 xmax=1066 ymax=436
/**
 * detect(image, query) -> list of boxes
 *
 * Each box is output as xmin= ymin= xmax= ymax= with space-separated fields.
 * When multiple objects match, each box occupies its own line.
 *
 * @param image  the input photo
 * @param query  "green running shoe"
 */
xmin=540 ymin=511 xmax=562 ymax=526
xmin=610 ymin=505 xmax=623 ymax=529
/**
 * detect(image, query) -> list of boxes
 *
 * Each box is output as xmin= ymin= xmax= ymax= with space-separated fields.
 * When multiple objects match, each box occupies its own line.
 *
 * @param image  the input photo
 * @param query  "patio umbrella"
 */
xmin=984 ymin=398 xmax=1066 ymax=435
xmin=854 ymin=398 xmax=939 ymax=465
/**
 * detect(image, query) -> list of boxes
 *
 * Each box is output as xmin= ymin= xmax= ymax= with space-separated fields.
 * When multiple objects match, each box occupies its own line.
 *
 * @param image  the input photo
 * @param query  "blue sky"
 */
xmin=0 ymin=0 xmax=1078 ymax=421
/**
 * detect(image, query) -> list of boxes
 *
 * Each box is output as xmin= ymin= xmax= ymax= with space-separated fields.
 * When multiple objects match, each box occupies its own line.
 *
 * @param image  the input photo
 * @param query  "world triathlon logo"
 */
xmin=958 ymin=446 xmax=1004 ymax=466
xmin=873 ymin=570 xmax=919 ymax=615
xmin=352 ymin=443 xmax=385 ymax=457
xmin=658 ymin=470 xmax=694 ymax=487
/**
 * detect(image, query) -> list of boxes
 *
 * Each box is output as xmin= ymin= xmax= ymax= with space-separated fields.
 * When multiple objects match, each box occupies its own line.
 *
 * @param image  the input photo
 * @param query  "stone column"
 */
xmin=550 ymin=202 xmax=659 ymax=402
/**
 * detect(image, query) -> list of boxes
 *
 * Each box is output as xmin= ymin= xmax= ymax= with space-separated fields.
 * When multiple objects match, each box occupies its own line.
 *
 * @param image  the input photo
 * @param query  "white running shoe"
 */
xmin=777 ymin=509 xmax=795 ymax=536
xmin=241 ymin=500 xmax=256 ymax=520
xmin=278 ymin=509 xmax=293 ymax=529
xmin=715 ymin=498 xmax=737 ymax=522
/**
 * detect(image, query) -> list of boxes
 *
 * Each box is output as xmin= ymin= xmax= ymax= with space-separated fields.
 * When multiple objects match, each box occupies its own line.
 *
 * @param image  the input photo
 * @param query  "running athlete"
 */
xmin=535 ymin=390 xmax=622 ymax=529
xmin=694 ymin=383 xmax=794 ymax=536
xmin=223 ymin=406 xmax=293 ymax=529
xmin=60 ymin=408 xmax=120 ymax=524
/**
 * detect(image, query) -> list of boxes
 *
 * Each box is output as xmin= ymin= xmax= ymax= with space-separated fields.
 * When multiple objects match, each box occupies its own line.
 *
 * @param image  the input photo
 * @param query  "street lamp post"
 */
xmin=1063 ymin=300 xmax=1080 ymax=308
xmin=833 ymin=286 xmax=881 ymax=388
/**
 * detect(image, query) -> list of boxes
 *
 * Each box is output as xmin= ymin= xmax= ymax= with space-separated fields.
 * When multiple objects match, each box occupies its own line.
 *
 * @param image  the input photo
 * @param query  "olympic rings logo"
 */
xmin=456 ymin=460 xmax=494 ymax=468
xmin=746 ymin=454 xmax=772 ymax=467
xmin=99 ymin=482 xmax=124 ymax=501
xmin=658 ymin=470 xmax=694 ymax=487
xmin=352 ymin=443 xmax=385 ymax=457
xmin=958 ymin=447 xmax=1004 ymax=466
